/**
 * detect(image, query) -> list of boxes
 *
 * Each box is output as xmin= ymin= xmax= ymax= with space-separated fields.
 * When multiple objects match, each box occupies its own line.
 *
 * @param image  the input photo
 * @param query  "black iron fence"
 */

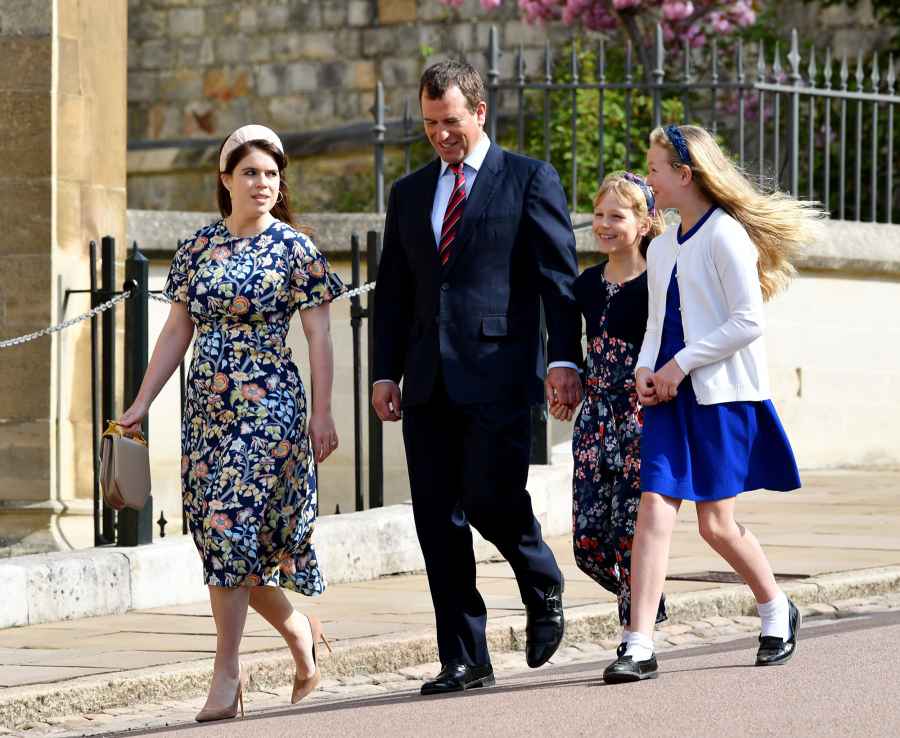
xmin=77 ymin=232 xmax=385 ymax=547
xmin=372 ymin=25 xmax=899 ymax=223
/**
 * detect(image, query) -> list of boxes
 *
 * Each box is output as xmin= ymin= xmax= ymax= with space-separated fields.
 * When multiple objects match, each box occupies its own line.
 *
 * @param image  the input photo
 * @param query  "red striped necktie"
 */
xmin=439 ymin=162 xmax=467 ymax=266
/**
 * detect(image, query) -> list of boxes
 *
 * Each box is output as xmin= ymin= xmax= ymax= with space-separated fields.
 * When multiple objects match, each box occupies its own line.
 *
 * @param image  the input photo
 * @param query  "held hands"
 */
xmin=546 ymin=367 xmax=582 ymax=422
xmin=372 ymin=381 xmax=402 ymax=422
xmin=309 ymin=411 xmax=339 ymax=463
xmin=636 ymin=360 xmax=686 ymax=406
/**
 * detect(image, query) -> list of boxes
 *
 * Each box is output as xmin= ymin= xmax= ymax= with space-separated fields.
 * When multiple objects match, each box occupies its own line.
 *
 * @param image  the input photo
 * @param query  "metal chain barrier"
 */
xmin=0 ymin=282 xmax=377 ymax=349
xmin=0 ymin=291 xmax=132 ymax=349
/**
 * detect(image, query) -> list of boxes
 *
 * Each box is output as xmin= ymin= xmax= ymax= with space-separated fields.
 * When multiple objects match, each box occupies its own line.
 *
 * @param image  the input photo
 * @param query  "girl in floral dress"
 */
xmin=119 ymin=125 xmax=345 ymax=719
xmin=551 ymin=172 xmax=667 ymax=648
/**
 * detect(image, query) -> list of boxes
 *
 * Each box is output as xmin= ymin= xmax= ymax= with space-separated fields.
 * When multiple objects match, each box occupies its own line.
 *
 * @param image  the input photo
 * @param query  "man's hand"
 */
xmin=545 ymin=367 xmax=582 ymax=416
xmin=372 ymin=380 xmax=402 ymax=422
xmin=635 ymin=367 xmax=658 ymax=407
xmin=650 ymin=359 xmax=686 ymax=403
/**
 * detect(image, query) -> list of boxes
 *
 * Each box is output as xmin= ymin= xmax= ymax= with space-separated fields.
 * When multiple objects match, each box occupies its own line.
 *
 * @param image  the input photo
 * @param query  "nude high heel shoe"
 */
xmin=291 ymin=613 xmax=333 ymax=705
xmin=195 ymin=674 xmax=244 ymax=723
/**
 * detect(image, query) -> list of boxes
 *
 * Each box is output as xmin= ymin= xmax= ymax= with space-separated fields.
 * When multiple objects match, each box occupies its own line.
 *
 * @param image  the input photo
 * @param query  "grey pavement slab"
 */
xmin=0 ymin=469 xmax=897 ymax=713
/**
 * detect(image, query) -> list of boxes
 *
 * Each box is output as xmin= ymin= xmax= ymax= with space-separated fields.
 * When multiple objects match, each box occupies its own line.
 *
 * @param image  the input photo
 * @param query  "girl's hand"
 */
xmin=635 ymin=368 xmax=658 ymax=407
xmin=117 ymin=400 xmax=149 ymax=434
xmin=309 ymin=411 xmax=339 ymax=463
xmin=651 ymin=359 xmax=686 ymax=403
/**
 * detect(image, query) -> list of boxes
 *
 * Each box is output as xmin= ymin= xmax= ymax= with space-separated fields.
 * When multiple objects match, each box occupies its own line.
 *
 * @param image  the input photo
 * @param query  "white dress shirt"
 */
xmin=375 ymin=133 xmax=577 ymax=386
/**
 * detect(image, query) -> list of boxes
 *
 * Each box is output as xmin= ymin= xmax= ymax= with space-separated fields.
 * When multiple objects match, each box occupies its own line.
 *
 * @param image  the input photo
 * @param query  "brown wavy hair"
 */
xmin=649 ymin=125 xmax=824 ymax=300
xmin=216 ymin=139 xmax=313 ymax=236
xmin=593 ymin=172 xmax=666 ymax=258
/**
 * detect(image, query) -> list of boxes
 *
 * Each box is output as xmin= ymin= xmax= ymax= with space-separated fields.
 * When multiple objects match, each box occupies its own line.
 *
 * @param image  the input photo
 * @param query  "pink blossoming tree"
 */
xmin=440 ymin=0 xmax=762 ymax=78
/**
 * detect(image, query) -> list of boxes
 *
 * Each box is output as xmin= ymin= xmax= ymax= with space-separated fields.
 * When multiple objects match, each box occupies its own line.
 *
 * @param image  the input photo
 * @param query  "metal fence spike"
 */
xmin=887 ymin=54 xmax=896 ymax=92
xmin=855 ymin=50 xmax=864 ymax=88
xmin=655 ymin=23 xmax=665 ymax=78
xmin=870 ymin=52 xmax=880 ymax=91
xmin=787 ymin=29 xmax=801 ymax=80
xmin=625 ymin=40 xmax=633 ymax=81
xmin=711 ymin=37 xmax=719 ymax=82
xmin=598 ymin=38 xmax=606 ymax=83
xmin=684 ymin=38 xmax=693 ymax=82
xmin=808 ymin=46 xmax=817 ymax=84
xmin=544 ymin=39 xmax=552 ymax=83
xmin=570 ymin=37 xmax=579 ymax=82
xmin=773 ymin=42 xmax=783 ymax=80
xmin=840 ymin=50 xmax=848 ymax=89
xmin=517 ymin=44 xmax=525 ymax=83
xmin=824 ymin=46 xmax=833 ymax=88
xmin=736 ymin=39 xmax=744 ymax=83
xmin=756 ymin=40 xmax=766 ymax=82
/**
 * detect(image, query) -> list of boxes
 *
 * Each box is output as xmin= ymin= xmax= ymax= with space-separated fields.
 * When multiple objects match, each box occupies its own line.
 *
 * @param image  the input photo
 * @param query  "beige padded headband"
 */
xmin=219 ymin=124 xmax=284 ymax=172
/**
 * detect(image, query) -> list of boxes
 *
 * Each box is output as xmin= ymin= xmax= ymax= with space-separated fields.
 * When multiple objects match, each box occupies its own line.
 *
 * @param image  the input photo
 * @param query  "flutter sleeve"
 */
xmin=163 ymin=238 xmax=194 ymax=304
xmin=288 ymin=232 xmax=347 ymax=311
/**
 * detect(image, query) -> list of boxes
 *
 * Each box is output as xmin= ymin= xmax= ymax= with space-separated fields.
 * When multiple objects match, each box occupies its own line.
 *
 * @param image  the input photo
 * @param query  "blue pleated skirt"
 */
xmin=640 ymin=268 xmax=801 ymax=501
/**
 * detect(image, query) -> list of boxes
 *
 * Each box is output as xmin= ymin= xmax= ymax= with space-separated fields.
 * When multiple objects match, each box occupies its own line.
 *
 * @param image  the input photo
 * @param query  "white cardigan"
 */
xmin=636 ymin=208 xmax=771 ymax=405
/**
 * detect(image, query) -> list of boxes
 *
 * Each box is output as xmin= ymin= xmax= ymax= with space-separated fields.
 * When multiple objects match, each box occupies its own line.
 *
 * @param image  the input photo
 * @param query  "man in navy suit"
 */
xmin=372 ymin=60 xmax=583 ymax=695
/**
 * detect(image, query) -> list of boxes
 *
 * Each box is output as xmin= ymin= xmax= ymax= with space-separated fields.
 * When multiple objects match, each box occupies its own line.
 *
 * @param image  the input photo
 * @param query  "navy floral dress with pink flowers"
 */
xmin=572 ymin=265 xmax=666 ymax=626
xmin=164 ymin=218 xmax=346 ymax=594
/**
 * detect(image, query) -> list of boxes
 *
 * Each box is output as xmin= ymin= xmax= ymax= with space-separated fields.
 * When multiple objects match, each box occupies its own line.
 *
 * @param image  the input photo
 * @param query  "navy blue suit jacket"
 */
xmin=373 ymin=142 xmax=582 ymax=407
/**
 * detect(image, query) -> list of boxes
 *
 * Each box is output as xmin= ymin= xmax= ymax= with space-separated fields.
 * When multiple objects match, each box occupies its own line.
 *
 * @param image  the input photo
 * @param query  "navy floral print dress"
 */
xmin=164 ymin=219 xmax=346 ymax=594
xmin=572 ymin=265 xmax=666 ymax=626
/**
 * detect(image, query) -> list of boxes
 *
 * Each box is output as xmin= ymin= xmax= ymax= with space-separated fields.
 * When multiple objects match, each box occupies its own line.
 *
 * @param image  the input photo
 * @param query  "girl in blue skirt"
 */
xmin=603 ymin=124 xmax=823 ymax=684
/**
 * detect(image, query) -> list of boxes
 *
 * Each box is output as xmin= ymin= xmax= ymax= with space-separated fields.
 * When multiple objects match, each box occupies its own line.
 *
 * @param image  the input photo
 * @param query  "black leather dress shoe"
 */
xmin=602 ymin=653 xmax=659 ymax=684
xmin=420 ymin=662 xmax=495 ymax=695
xmin=756 ymin=598 xmax=801 ymax=666
xmin=525 ymin=584 xmax=565 ymax=668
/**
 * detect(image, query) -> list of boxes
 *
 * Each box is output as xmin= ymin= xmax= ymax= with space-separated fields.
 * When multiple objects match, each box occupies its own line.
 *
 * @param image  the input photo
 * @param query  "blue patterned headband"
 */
xmin=664 ymin=124 xmax=692 ymax=166
xmin=622 ymin=171 xmax=656 ymax=215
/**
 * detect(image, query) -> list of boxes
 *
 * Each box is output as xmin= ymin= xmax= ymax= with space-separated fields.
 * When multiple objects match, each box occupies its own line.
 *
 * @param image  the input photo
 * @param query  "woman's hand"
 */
xmin=635 ymin=367 xmax=658 ymax=407
xmin=117 ymin=399 xmax=149 ymax=434
xmin=308 ymin=411 xmax=339 ymax=463
xmin=650 ymin=359 xmax=686 ymax=403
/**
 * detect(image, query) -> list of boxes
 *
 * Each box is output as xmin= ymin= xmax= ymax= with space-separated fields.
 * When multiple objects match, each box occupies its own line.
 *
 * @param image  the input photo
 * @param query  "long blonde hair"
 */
xmin=594 ymin=172 xmax=667 ymax=258
xmin=649 ymin=125 xmax=824 ymax=300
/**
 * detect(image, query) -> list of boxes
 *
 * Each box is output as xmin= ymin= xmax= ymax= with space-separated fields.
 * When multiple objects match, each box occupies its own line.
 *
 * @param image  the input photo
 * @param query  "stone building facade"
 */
xmin=126 ymin=0 xmax=896 ymax=213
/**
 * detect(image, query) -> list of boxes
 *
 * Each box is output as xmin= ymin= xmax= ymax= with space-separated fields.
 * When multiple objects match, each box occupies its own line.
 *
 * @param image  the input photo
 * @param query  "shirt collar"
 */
xmin=439 ymin=133 xmax=491 ymax=176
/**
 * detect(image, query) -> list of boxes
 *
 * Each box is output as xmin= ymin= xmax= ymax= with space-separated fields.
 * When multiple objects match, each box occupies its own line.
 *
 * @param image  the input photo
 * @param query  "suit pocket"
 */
xmin=480 ymin=315 xmax=508 ymax=338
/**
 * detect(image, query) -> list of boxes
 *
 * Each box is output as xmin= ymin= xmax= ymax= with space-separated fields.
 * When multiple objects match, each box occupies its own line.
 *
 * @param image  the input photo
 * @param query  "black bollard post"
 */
xmin=350 ymin=233 xmax=365 ymax=512
xmin=366 ymin=230 xmax=384 ymax=508
xmin=118 ymin=242 xmax=153 ymax=546
xmin=100 ymin=236 xmax=117 ymax=543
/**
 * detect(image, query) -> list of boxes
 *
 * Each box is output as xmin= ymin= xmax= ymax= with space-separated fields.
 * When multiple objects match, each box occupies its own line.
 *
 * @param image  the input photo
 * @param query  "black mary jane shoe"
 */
xmin=420 ymin=662 xmax=495 ymax=695
xmin=756 ymin=598 xmax=801 ymax=666
xmin=602 ymin=653 xmax=659 ymax=684
xmin=525 ymin=584 xmax=565 ymax=668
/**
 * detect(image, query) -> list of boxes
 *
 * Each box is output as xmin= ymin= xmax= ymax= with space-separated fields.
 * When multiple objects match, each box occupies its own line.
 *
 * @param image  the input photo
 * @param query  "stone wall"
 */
xmin=125 ymin=0 xmax=896 ymax=213
xmin=0 ymin=1 xmax=128 ymax=555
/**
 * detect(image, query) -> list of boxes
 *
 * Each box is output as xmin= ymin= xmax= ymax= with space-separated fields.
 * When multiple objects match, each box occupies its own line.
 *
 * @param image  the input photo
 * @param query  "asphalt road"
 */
xmin=104 ymin=609 xmax=900 ymax=738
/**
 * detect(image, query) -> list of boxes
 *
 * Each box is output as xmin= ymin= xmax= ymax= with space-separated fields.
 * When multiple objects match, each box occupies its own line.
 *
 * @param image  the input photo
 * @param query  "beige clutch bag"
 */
xmin=100 ymin=421 xmax=151 ymax=511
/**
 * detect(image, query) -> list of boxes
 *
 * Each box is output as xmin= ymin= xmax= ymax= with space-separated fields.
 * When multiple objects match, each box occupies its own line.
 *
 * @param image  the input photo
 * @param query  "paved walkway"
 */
xmin=0 ymin=470 xmax=898 ymax=732
xmin=9 ymin=592 xmax=900 ymax=738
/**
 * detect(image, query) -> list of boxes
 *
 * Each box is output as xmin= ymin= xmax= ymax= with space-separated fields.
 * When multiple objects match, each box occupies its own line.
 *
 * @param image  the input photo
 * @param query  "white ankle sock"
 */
xmin=622 ymin=631 xmax=654 ymax=661
xmin=757 ymin=591 xmax=790 ymax=640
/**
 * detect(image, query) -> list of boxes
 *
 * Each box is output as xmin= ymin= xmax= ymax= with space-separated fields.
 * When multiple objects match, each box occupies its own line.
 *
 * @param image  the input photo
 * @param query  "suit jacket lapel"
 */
xmin=442 ymin=143 xmax=504 ymax=276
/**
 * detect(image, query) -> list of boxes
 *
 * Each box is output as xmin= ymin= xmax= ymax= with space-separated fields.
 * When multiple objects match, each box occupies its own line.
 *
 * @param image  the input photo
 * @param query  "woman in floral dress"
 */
xmin=119 ymin=125 xmax=345 ymax=720
xmin=551 ymin=173 xmax=667 ymax=646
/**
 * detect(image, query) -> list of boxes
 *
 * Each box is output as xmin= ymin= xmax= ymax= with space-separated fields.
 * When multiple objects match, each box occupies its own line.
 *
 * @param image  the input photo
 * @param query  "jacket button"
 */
xmin=441 ymin=283 xmax=449 ymax=292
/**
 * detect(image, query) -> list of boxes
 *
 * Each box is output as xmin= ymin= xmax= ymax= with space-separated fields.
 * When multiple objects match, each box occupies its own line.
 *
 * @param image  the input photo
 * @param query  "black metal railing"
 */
xmin=372 ymin=25 xmax=899 ymax=223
